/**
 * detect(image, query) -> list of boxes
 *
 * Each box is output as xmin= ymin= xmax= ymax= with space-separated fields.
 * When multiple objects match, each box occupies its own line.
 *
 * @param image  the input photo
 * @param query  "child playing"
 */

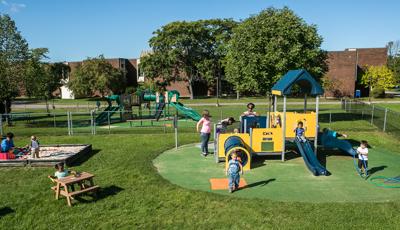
xmin=30 ymin=136 xmax=40 ymax=158
xmin=242 ymin=103 xmax=257 ymax=117
xmin=225 ymin=151 xmax=243 ymax=193
xmin=1 ymin=132 xmax=15 ymax=153
xmin=294 ymin=121 xmax=307 ymax=142
xmin=196 ymin=110 xmax=212 ymax=157
xmin=48 ymin=162 xmax=73 ymax=180
xmin=357 ymin=140 xmax=369 ymax=175
xmin=216 ymin=117 xmax=235 ymax=134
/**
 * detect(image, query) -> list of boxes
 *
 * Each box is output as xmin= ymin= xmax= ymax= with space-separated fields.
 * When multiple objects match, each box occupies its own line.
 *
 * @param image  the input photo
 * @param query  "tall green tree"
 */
xmin=141 ymin=19 xmax=237 ymax=99
xmin=387 ymin=40 xmax=400 ymax=82
xmin=0 ymin=14 xmax=29 ymax=114
xmin=25 ymin=48 xmax=70 ymax=113
xmin=68 ymin=55 xmax=125 ymax=97
xmin=225 ymin=7 xmax=328 ymax=95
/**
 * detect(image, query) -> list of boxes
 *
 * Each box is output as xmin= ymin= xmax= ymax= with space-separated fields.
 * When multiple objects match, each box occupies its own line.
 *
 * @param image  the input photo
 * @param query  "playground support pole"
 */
xmin=214 ymin=124 xmax=218 ymax=163
xmin=304 ymin=94 xmax=307 ymax=113
xmin=282 ymin=95 xmax=286 ymax=162
xmin=274 ymin=95 xmax=278 ymax=112
xmin=314 ymin=96 xmax=319 ymax=154
xmin=383 ymin=108 xmax=388 ymax=132
xmin=267 ymin=94 xmax=271 ymax=128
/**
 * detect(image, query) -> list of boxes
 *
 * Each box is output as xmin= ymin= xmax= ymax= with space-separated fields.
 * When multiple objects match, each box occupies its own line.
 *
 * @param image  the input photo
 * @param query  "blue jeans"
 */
xmin=200 ymin=132 xmax=210 ymax=154
xmin=228 ymin=173 xmax=240 ymax=189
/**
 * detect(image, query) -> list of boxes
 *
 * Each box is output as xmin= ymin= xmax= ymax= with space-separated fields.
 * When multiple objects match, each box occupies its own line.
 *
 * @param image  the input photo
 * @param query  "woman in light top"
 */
xmin=196 ymin=110 xmax=212 ymax=157
xmin=242 ymin=103 xmax=257 ymax=117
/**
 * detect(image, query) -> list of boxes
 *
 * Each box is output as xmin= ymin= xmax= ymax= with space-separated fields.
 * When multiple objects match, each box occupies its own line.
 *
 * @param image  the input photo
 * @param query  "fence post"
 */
xmin=53 ymin=113 xmax=56 ymax=128
xmin=67 ymin=112 xmax=71 ymax=136
xmin=329 ymin=112 xmax=332 ymax=125
xmin=371 ymin=105 xmax=374 ymax=125
xmin=70 ymin=112 xmax=74 ymax=135
xmin=108 ymin=111 xmax=111 ymax=134
xmin=174 ymin=115 xmax=178 ymax=150
xmin=383 ymin=108 xmax=388 ymax=132
xmin=0 ymin=114 xmax=3 ymax=136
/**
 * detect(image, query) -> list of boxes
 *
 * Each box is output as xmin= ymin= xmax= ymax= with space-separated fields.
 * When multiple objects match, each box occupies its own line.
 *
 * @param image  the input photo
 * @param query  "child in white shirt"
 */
xmin=30 ymin=136 xmax=40 ymax=158
xmin=357 ymin=140 xmax=369 ymax=174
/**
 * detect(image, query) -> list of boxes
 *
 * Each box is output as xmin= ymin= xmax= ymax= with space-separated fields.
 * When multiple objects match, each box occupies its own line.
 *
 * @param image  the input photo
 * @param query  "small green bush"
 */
xmin=372 ymin=87 xmax=385 ymax=98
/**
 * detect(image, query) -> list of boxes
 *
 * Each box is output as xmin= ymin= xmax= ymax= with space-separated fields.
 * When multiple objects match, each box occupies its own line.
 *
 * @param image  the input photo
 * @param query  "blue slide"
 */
xmin=295 ymin=138 xmax=329 ymax=176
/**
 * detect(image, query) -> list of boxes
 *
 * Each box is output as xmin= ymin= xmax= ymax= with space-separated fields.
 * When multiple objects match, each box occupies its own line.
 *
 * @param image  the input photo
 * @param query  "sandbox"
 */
xmin=0 ymin=144 xmax=92 ymax=167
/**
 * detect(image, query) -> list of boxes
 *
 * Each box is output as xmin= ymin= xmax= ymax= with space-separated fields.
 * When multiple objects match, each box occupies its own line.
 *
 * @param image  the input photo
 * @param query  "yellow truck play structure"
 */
xmin=214 ymin=69 xmax=327 ymax=176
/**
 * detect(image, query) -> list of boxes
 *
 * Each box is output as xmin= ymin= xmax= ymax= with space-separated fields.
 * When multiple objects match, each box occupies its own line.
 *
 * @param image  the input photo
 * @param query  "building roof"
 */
xmin=271 ymin=69 xmax=324 ymax=96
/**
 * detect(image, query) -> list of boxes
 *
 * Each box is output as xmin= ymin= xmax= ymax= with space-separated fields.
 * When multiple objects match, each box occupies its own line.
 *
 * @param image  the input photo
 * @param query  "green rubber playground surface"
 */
xmin=154 ymin=140 xmax=400 ymax=203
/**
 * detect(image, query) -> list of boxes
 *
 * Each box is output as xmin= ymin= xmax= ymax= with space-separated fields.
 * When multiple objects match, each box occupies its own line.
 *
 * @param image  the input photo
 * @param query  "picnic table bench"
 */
xmin=51 ymin=172 xmax=99 ymax=206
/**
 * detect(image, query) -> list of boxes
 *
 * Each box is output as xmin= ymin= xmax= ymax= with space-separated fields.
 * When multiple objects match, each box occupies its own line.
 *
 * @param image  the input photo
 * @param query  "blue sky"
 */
xmin=1 ymin=0 xmax=399 ymax=61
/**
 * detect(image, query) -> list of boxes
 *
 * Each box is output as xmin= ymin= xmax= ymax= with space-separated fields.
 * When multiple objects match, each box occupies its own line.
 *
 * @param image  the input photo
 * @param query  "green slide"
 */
xmin=95 ymin=106 xmax=120 ymax=124
xmin=170 ymin=102 xmax=201 ymax=121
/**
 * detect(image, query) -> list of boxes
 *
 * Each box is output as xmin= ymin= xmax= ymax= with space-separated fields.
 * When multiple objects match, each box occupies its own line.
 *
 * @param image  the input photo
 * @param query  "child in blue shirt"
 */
xmin=294 ymin=121 xmax=307 ymax=142
xmin=226 ymin=151 xmax=243 ymax=193
xmin=1 ymin=132 xmax=15 ymax=152
xmin=48 ymin=163 xmax=74 ymax=180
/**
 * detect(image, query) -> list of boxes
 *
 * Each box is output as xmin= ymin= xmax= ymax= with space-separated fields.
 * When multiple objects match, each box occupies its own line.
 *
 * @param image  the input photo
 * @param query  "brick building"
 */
xmin=61 ymin=58 xmax=138 ymax=99
xmin=61 ymin=47 xmax=387 ymax=99
xmin=325 ymin=48 xmax=387 ymax=97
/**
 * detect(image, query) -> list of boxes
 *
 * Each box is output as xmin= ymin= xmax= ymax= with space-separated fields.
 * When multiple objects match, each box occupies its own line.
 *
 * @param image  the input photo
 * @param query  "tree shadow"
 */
xmin=74 ymin=185 xmax=124 ymax=204
xmin=367 ymin=166 xmax=387 ymax=177
xmin=0 ymin=207 xmax=15 ymax=218
xmin=241 ymin=178 xmax=276 ymax=190
xmin=69 ymin=149 xmax=101 ymax=167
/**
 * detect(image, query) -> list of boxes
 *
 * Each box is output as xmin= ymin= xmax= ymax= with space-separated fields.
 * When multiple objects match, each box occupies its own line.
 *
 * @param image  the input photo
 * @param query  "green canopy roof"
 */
xmin=271 ymin=69 xmax=324 ymax=96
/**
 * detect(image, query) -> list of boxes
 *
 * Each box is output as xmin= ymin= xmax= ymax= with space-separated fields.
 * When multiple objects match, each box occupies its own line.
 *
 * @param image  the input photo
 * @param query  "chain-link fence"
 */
xmin=342 ymin=99 xmax=400 ymax=137
xmin=2 ymin=100 xmax=399 ymax=137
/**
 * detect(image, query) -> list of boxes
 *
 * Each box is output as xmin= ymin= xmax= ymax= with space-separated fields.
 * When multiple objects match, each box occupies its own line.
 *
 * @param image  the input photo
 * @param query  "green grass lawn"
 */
xmin=1 ymin=105 xmax=400 ymax=228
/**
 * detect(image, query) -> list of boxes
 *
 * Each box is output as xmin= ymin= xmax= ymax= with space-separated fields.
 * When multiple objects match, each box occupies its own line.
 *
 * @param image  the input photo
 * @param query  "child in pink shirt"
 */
xmin=196 ymin=110 xmax=212 ymax=156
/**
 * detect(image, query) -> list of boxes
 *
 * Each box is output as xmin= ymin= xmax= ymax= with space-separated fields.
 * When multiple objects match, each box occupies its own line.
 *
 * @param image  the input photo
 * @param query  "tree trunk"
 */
xmin=188 ymin=78 xmax=194 ymax=100
xmin=236 ymin=90 xmax=240 ymax=100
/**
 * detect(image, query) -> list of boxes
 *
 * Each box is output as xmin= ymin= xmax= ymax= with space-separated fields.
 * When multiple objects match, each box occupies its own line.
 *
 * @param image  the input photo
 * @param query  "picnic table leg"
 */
xmin=55 ymin=183 xmax=60 ymax=200
xmin=88 ymin=178 xmax=97 ymax=199
xmin=64 ymin=185 xmax=72 ymax=206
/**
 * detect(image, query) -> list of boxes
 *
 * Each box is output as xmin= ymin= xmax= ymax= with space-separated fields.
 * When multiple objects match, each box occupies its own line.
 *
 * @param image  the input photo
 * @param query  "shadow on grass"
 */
xmin=69 ymin=149 xmax=101 ymax=167
xmin=242 ymin=178 xmax=276 ymax=190
xmin=0 ymin=207 xmax=15 ymax=218
xmin=367 ymin=165 xmax=387 ymax=177
xmin=74 ymin=185 xmax=124 ymax=204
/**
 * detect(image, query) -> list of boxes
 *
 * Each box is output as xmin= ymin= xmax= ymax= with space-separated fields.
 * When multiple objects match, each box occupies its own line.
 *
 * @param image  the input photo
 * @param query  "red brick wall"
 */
xmin=325 ymin=48 xmax=387 ymax=97
xmin=325 ymin=51 xmax=357 ymax=97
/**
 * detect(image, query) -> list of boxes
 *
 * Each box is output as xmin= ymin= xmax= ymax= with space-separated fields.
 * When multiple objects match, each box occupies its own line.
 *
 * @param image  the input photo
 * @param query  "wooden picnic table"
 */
xmin=53 ymin=172 xmax=99 ymax=206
